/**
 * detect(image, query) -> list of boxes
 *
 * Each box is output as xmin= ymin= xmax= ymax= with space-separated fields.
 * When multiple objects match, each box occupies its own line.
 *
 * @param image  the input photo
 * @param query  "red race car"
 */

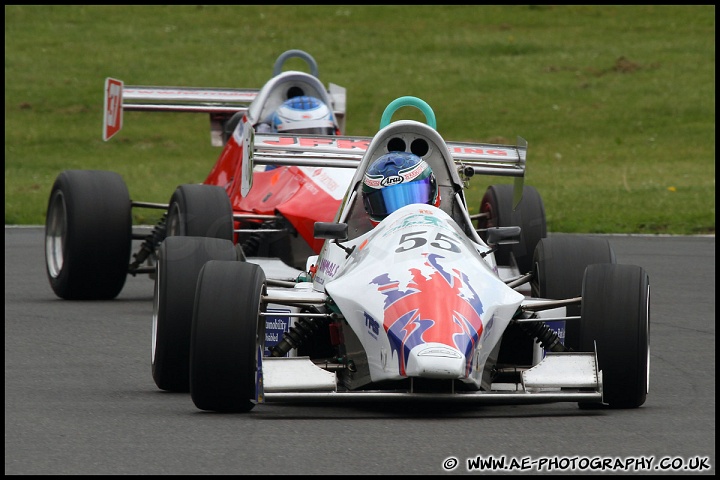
xmin=45 ymin=50 xmax=353 ymax=300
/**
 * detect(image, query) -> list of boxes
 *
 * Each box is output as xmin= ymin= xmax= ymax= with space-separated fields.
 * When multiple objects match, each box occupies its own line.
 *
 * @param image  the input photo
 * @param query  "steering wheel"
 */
xmin=379 ymin=96 xmax=437 ymax=130
xmin=272 ymin=50 xmax=320 ymax=78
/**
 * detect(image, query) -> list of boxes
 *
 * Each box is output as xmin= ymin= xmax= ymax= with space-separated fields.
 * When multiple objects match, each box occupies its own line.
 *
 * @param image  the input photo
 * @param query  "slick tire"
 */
xmin=152 ymin=236 xmax=237 ymax=392
xmin=580 ymin=263 xmax=650 ymax=409
xmin=45 ymin=170 xmax=131 ymax=300
xmin=191 ymin=261 xmax=266 ymax=413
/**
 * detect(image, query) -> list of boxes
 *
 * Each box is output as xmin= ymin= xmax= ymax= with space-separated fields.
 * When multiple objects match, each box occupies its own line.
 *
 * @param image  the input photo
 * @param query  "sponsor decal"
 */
xmin=401 ymin=160 xmax=427 ymax=182
xmin=381 ymin=213 xmax=451 ymax=238
xmin=123 ymin=87 xmax=257 ymax=101
xmin=381 ymin=175 xmax=403 ymax=187
xmin=450 ymin=147 xmax=509 ymax=156
xmin=365 ymin=160 xmax=427 ymax=189
xmin=258 ymin=136 xmax=370 ymax=150
xmin=364 ymin=312 xmax=380 ymax=339
xmin=264 ymin=311 xmax=291 ymax=357
xmin=363 ymin=176 xmax=383 ymax=189
xmin=318 ymin=257 xmax=340 ymax=278
xmin=302 ymin=180 xmax=320 ymax=196
xmin=314 ymin=170 xmax=342 ymax=193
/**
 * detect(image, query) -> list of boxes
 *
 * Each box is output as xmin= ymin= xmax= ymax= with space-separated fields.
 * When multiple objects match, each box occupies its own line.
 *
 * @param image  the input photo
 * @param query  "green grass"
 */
xmin=5 ymin=5 xmax=715 ymax=234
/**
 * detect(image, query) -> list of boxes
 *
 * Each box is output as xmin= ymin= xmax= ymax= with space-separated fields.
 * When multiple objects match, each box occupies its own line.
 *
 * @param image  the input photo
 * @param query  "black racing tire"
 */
xmin=191 ymin=261 xmax=266 ymax=413
xmin=531 ymin=235 xmax=616 ymax=350
xmin=221 ymin=111 xmax=244 ymax=145
xmin=166 ymin=184 xmax=234 ymax=241
xmin=510 ymin=185 xmax=546 ymax=274
xmin=45 ymin=170 xmax=131 ymax=300
xmin=477 ymin=184 xmax=546 ymax=274
xmin=152 ymin=236 xmax=237 ymax=392
xmin=580 ymin=264 xmax=650 ymax=408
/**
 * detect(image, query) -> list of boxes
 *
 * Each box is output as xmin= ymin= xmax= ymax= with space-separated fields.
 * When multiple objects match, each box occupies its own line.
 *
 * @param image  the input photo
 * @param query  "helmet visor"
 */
xmin=363 ymin=177 xmax=433 ymax=219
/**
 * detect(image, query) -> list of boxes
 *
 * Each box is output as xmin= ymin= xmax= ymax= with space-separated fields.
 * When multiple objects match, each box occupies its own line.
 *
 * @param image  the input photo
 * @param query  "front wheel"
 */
xmin=152 ymin=236 xmax=237 ymax=392
xmin=45 ymin=170 xmax=131 ymax=300
xmin=580 ymin=263 xmax=650 ymax=408
xmin=190 ymin=261 xmax=266 ymax=412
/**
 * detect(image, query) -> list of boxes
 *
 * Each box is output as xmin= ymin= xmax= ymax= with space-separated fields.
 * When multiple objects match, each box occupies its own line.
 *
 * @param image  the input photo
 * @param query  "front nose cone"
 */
xmin=405 ymin=344 xmax=467 ymax=379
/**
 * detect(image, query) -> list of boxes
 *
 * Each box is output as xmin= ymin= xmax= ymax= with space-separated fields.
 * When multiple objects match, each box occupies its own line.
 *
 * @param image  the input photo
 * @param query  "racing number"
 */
xmin=103 ymin=78 xmax=123 ymax=141
xmin=395 ymin=231 xmax=460 ymax=253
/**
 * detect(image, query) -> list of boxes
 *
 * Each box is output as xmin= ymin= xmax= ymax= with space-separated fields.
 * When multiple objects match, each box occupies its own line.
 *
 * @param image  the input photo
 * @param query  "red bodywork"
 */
xmin=204 ymin=120 xmax=354 ymax=253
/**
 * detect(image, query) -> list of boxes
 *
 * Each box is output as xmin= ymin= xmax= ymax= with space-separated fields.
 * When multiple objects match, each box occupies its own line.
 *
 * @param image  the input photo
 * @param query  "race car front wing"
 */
xmin=259 ymin=352 xmax=603 ymax=405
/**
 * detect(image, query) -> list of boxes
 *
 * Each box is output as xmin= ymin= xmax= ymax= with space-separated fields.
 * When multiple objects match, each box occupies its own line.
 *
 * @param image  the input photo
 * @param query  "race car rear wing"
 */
xmin=103 ymin=78 xmax=347 ymax=146
xmin=124 ymin=84 xmax=257 ymax=147
xmin=251 ymin=133 xmax=527 ymax=179
xmin=250 ymin=128 xmax=527 ymax=208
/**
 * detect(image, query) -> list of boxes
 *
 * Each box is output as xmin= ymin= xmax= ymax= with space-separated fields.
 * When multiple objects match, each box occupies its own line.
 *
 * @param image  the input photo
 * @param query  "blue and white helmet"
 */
xmin=361 ymin=151 xmax=440 ymax=223
xmin=270 ymin=96 xmax=336 ymax=135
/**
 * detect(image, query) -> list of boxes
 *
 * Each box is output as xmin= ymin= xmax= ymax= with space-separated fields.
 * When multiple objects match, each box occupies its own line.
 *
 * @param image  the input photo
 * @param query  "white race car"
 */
xmin=154 ymin=96 xmax=650 ymax=412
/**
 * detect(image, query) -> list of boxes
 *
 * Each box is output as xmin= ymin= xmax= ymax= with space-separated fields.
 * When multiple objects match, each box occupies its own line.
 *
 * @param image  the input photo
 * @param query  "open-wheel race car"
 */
xmin=153 ymin=96 xmax=650 ymax=412
xmin=45 ymin=49 xmax=352 ymax=300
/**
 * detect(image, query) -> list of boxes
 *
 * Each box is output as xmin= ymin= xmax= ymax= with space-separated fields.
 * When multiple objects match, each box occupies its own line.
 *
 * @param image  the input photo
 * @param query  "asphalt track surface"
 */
xmin=5 ymin=227 xmax=715 ymax=475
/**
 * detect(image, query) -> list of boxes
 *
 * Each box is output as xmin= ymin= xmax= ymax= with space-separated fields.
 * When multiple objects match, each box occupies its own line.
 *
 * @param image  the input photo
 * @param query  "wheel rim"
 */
xmin=166 ymin=202 xmax=183 ymax=236
xmin=481 ymin=201 xmax=496 ymax=229
xmin=645 ymin=284 xmax=651 ymax=394
xmin=255 ymin=282 xmax=267 ymax=400
xmin=45 ymin=190 xmax=67 ymax=278
xmin=151 ymin=262 xmax=161 ymax=364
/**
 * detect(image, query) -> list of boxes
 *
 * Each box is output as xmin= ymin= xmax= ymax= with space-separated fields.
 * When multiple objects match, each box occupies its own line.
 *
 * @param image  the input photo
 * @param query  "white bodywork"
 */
xmin=323 ymin=204 xmax=524 ymax=386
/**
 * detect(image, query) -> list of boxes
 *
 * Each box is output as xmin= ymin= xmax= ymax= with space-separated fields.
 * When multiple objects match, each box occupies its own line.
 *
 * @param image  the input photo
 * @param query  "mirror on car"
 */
xmin=314 ymin=222 xmax=348 ymax=241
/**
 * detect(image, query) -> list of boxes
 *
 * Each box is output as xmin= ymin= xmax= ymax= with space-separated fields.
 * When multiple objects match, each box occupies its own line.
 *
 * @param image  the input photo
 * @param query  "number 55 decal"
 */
xmin=395 ymin=231 xmax=461 ymax=253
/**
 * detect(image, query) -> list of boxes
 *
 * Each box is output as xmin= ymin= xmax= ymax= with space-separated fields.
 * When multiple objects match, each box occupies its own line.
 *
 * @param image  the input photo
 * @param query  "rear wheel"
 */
xmin=45 ymin=170 xmax=131 ymax=300
xmin=580 ymin=264 xmax=650 ymax=408
xmin=166 ymin=184 xmax=234 ymax=241
xmin=152 ymin=236 xmax=237 ymax=392
xmin=190 ymin=261 xmax=266 ymax=412
xmin=477 ymin=184 xmax=546 ymax=274
xmin=531 ymin=235 xmax=616 ymax=350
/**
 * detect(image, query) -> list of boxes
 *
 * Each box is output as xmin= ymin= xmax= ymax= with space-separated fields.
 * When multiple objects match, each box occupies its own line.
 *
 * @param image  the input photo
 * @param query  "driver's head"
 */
xmin=361 ymin=151 xmax=440 ymax=224
xmin=270 ymin=96 xmax=336 ymax=135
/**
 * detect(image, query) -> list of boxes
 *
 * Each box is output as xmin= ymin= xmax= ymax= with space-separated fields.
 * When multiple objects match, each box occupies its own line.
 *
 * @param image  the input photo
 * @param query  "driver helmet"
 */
xmin=270 ymin=96 xmax=336 ymax=135
xmin=361 ymin=151 xmax=440 ymax=223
